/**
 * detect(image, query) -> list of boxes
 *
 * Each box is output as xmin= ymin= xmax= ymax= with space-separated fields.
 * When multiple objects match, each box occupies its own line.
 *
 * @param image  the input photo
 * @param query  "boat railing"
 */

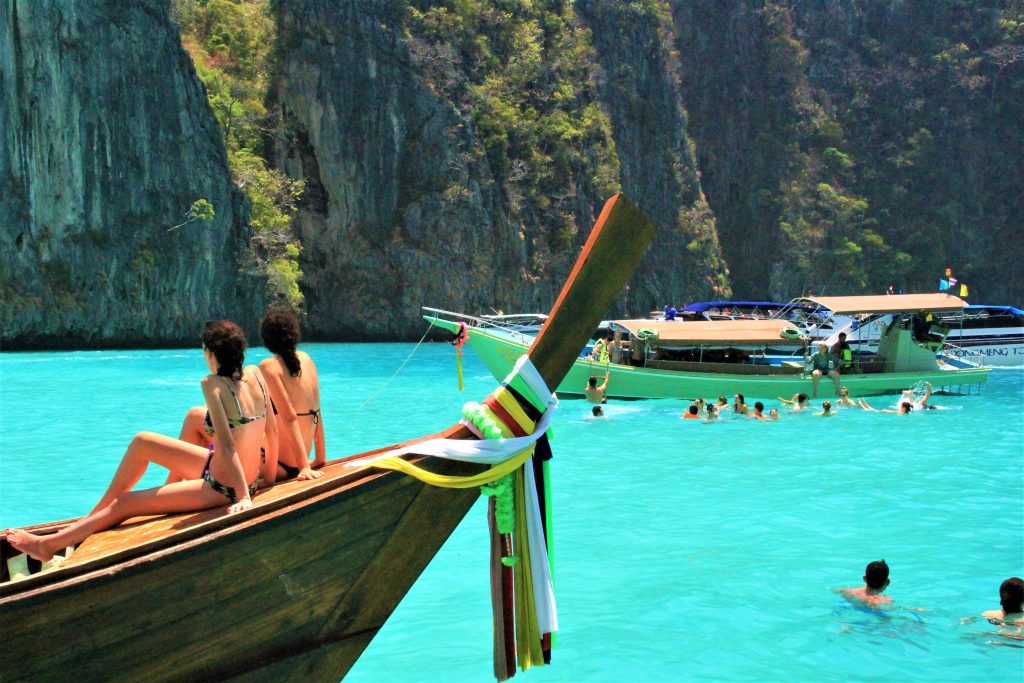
xmin=937 ymin=341 xmax=988 ymax=369
xmin=422 ymin=307 xmax=541 ymax=344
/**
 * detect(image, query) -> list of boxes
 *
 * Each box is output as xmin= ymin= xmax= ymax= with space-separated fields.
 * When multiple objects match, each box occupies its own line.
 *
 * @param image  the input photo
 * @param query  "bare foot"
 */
xmin=5 ymin=528 xmax=58 ymax=562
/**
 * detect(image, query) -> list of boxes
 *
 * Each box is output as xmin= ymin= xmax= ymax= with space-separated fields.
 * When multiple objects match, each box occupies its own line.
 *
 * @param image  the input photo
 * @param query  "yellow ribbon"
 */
xmin=371 ymin=447 xmax=535 ymax=489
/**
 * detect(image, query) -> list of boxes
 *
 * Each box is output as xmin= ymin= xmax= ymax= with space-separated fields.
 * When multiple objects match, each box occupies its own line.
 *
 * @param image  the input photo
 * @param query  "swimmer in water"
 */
xmin=585 ymin=371 xmax=609 ymax=405
xmin=859 ymin=398 xmax=913 ymax=414
xmin=682 ymin=404 xmax=701 ymax=420
xmin=982 ymin=577 xmax=1024 ymax=625
xmin=716 ymin=395 xmax=729 ymax=411
xmin=778 ymin=392 xmax=810 ymax=411
xmin=705 ymin=404 xmax=720 ymax=421
xmin=836 ymin=386 xmax=857 ymax=408
xmin=837 ymin=559 xmax=893 ymax=605
xmin=817 ymin=400 xmax=835 ymax=416
xmin=750 ymin=401 xmax=767 ymax=420
xmin=732 ymin=393 xmax=749 ymax=416
xmin=590 ymin=405 xmax=605 ymax=418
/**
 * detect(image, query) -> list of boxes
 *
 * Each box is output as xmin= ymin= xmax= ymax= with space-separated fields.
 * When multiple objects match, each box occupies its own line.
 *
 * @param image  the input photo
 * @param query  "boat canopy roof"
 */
xmin=795 ymin=293 xmax=968 ymax=315
xmin=610 ymin=319 xmax=806 ymax=346
xmin=680 ymin=300 xmax=810 ymax=313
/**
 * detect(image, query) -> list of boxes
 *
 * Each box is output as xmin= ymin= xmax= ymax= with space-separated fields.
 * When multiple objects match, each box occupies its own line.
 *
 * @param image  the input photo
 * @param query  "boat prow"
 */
xmin=0 ymin=194 xmax=658 ymax=681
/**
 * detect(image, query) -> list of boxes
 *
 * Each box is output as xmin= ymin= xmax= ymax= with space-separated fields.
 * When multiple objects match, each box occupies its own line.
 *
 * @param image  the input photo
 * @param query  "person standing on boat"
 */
xmin=259 ymin=307 xmax=327 ymax=481
xmin=664 ymin=304 xmax=677 ymax=321
xmin=5 ymin=320 xmax=278 ymax=562
xmin=810 ymin=342 xmax=841 ymax=397
xmin=586 ymin=371 xmax=609 ymax=404
xmin=831 ymin=333 xmax=854 ymax=372
xmin=609 ymin=330 xmax=625 ymax=365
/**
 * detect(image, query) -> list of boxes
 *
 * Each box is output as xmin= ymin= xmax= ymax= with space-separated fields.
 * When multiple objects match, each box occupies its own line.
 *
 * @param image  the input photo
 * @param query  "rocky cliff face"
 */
xmin=270 ymin=0 xmax=727 ymax=339
xmin=0 ymin=0 xmax=259 ymax=349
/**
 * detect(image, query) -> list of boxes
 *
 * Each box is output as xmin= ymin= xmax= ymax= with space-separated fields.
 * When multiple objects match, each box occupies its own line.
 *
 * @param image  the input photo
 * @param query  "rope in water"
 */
xmin=357 ymin=324 xmax=433 ymax=411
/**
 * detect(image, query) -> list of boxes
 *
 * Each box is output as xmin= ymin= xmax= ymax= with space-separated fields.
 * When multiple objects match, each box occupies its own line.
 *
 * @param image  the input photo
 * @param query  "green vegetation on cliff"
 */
xmin=675 ymin=1 xmax=1022 ymax=301
xmin=406 ymin=0 xmax=621 ymax=275
xmin=171 ymin=0 xmax=305 ymax=309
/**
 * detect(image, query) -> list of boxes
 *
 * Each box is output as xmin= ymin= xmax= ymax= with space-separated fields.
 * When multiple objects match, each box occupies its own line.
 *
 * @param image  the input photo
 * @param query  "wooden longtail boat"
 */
xmin=0 ymin=194 xmax=657 ymax=681
xmin=424 ymin=294 xmax=991 ymax=400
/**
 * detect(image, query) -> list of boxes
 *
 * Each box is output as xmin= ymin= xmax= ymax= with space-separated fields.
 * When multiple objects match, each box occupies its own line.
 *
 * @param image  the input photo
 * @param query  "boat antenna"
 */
xmin=357 ymin=323 xmax=433 ymax=410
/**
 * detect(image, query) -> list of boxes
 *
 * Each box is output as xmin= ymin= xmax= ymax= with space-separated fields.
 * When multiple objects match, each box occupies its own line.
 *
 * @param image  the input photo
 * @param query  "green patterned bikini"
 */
xmin=202 ymin=374 xmax=267 ymax=503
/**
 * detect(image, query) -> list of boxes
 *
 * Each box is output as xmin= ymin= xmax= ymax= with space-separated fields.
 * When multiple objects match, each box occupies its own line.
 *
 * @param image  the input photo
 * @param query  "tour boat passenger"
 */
xmin=259 ymin=307 xmax=327 ymax=481
xmin=810 ymin=342 xmax=841 ymax=398
xmin=5 ymin=320 xmax=277 ymax=562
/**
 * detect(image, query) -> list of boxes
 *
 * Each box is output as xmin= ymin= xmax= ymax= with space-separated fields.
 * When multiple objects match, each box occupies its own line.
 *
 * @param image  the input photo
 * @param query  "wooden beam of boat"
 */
xmin=0 ymin=194 xmax=657 ymax=681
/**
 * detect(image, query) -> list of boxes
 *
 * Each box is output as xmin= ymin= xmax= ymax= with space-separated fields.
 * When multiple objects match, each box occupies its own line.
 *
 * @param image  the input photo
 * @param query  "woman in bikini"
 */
xmin=258 ymin=307 xmax=326 ymax=480
xmin=5 ymin=320 xmax=277 ymax=562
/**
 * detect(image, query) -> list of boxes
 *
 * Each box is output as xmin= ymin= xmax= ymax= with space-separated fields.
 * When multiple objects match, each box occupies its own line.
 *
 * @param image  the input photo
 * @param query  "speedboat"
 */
xmin=930 ymin=305 xmax=1024 ymax=367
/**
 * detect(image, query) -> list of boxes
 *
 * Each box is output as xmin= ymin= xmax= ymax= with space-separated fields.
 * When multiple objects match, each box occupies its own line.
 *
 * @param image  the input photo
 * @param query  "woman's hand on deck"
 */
xmin=228 ymin=497 xmax=253 ymax=514
xmin=297 ymin=465 xmax=325 ymax=480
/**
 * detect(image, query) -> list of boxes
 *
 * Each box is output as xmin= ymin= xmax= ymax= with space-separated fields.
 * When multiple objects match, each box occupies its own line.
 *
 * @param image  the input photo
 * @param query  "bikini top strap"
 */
xmin=220 ymin=375 xmax=245 ymax=416
xmin=253 ymin=369 xmax=269 ymax=413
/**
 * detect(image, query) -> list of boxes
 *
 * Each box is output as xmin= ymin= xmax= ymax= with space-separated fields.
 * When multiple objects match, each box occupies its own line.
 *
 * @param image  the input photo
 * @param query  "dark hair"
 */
xmin=718 ymin=395 xmax=727 ymax=404
xmin=588 ymin=376 xmax=597 ymax=387
xmin=592 ymin=405 xmax=603 ymax=417
xmin=999 ymin=577 xmax=1024 ymax=614
xmin=203 ymin=320 xmax=246 ymax=379
xmin=754 ymin=401 xmax=764 ymax=412
xmin=688 ymin=404 xmax=699 ymax=415
xmin=261 ymin=307 xmax=302 ymax=377
xmin=901 ymin=401 xmax=913 ymax=412
xmin=865 ymin=560 xmax=889 ymax=589
xmin=796 ymin=393 xmax=808 ymax=403
xmin=823 ymin=401 xmax=832 ymax=410
xmin=735 ymin=393 xmax=745 ymax=404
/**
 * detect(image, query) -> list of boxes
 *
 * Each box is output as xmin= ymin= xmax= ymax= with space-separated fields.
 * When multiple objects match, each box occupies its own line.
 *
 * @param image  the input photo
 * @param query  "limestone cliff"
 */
xmin=0 ymin=0 xmax=260 ymax=349
xmin=269 ymin=0 xmax=727 ymax=339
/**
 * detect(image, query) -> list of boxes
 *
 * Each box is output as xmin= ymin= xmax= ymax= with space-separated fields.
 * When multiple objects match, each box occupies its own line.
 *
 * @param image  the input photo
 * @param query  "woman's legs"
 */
xmin=7 ymin=480 xmax=224 ymax=562
xmin=166 ymin=406 xmax=209 ymax=485
xmin=91 ymin=432 xmax=209 ymax=515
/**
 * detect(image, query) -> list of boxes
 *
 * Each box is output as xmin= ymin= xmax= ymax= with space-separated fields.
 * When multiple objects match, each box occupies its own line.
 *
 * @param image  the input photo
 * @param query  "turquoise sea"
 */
xmin=1 ymin=343 xmax=1022 ymax=681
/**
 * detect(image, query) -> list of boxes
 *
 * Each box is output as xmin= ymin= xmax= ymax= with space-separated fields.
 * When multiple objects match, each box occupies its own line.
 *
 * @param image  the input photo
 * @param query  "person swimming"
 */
xmin=750 ymin=401 xmax=767 ymax=420
xmin=836 ymin=387 xmax=857 ymax=408
xmin=982 ymin=577 xmax=1024 ymax=625
xmin=705 ymin=404 xmax=720 ymax=421
xmin=733 ymin=393 xmax=749 ymax=416
xmin=768 ymin=408 xmax=781 ymax=420
xmin=838 ymin=559 xmax=893 ymax=605
xmin=859 ymin=398 xmax=914 ymax=414
xmin=590 ymin=405 xmax=605 ymax=418
xmin=778 ymin=392 xmax=810 ymax=411
xmin=683 ymin=404 xmax=701 ymax=419
xmin=817 ymin=400 xmax=835 ymax=416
